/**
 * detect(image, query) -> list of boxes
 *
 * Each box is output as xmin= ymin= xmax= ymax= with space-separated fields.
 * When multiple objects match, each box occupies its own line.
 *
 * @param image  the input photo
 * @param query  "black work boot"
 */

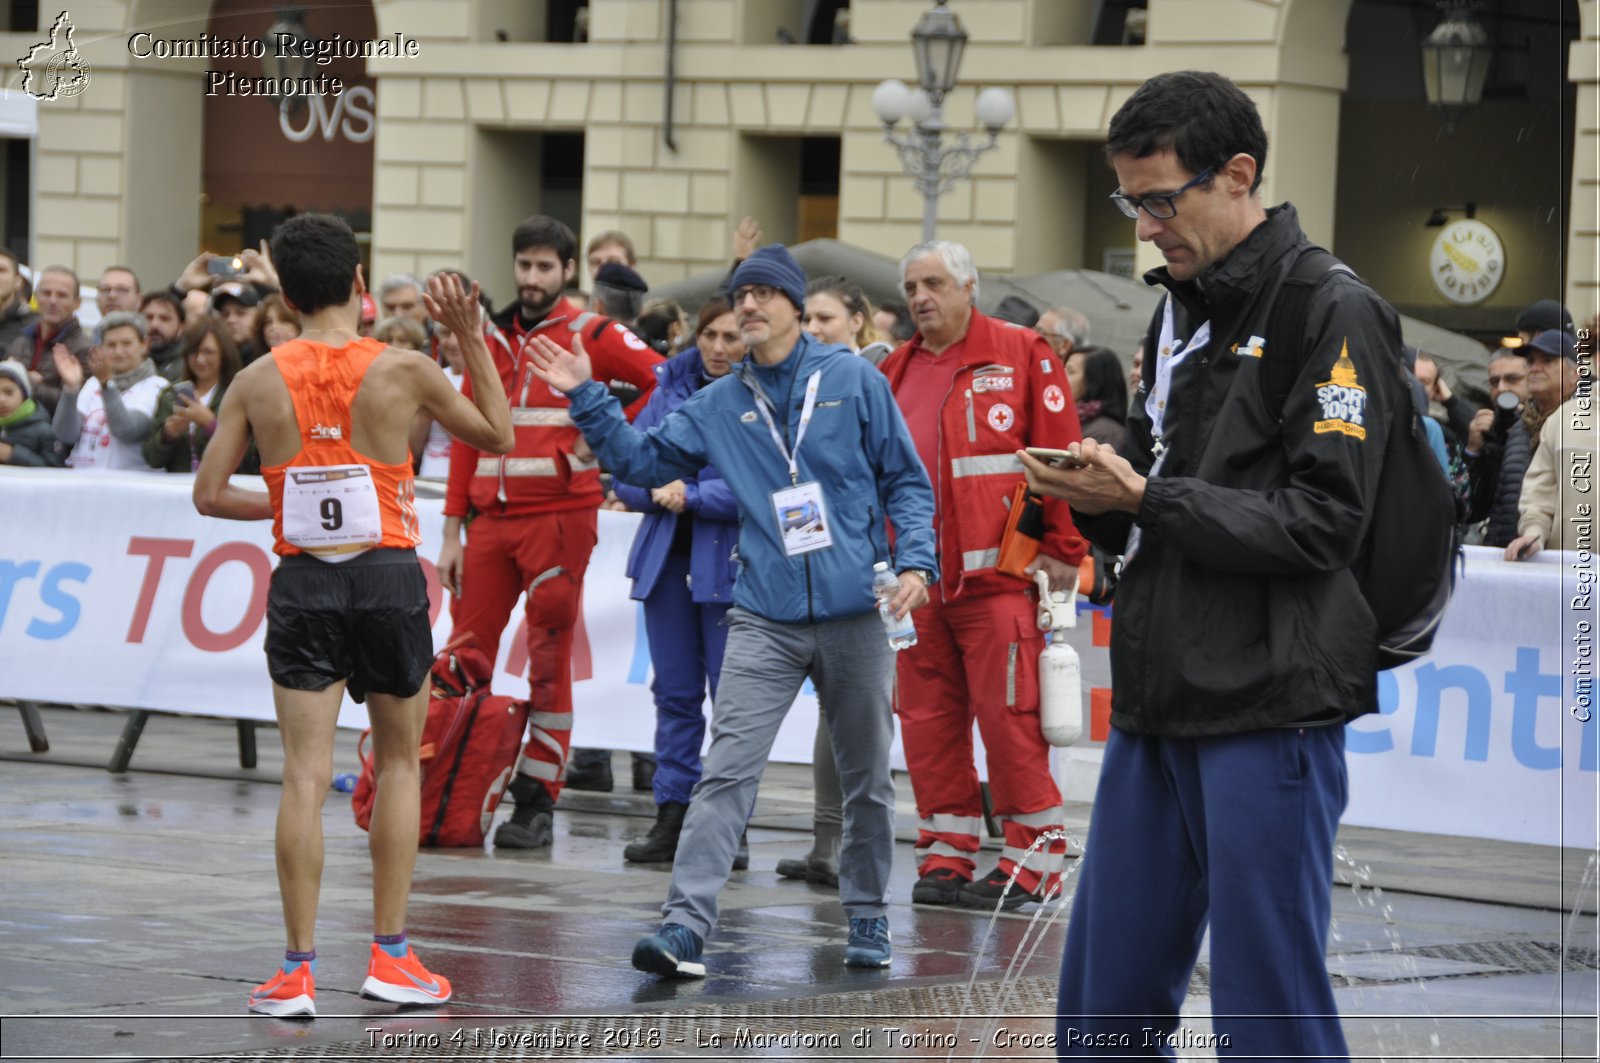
xmin=493 ymin=774 xmax=554 ymax=849
xmin=564 ymin=748 xmax=614 ymax=792
xmin=732 ymin=830 xmax=750 ymax=871
xmin=955 ymin=867 xmax=1046 ymax=911
xmin=631 ymin=753 xmax=657 ymax=793
xmin=624 ymin=801 xmax=687 ymax=863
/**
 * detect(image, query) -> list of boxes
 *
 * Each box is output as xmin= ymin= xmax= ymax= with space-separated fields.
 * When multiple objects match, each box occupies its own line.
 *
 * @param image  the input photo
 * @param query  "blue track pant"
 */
xmin=1056 ymin=724 xmax=1349 ymax=1061
xmin=643 ymin=552 xmax=731 ymax=806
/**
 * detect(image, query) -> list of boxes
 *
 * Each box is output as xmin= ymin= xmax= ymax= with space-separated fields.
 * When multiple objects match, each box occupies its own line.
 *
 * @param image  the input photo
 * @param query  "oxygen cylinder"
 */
xmin=1035 ymin=569 xmax=1083 ymax=747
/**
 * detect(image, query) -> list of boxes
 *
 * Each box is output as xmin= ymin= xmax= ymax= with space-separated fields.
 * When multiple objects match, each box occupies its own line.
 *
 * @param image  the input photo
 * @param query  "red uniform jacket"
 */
xmin=444 ymin=301 xmax=662 ymax=519
xmin=881 ymin=309 xmax=1087 ymax=599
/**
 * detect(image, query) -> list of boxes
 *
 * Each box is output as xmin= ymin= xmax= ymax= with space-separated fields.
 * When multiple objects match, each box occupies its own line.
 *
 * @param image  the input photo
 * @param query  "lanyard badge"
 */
xmin=744 ymin=365 xmax=835 ymax=557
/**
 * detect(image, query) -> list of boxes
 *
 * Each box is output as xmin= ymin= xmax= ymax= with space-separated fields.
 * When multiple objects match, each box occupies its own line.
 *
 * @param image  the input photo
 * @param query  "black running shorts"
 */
xmin=265 ymin=548 xmax=432 ymax=704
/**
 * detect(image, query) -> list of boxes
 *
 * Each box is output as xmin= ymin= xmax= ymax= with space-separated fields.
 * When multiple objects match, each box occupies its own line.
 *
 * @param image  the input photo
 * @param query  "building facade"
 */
xmin=4 ymin=0 xmax=1595 ymax=337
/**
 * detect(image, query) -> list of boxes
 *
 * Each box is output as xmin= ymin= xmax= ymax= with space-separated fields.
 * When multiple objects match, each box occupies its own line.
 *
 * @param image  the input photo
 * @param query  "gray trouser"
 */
xmin=663 ymin=606 xmax=896 ymax=939
xmin=811 ymin=710 xmax=843 ymax=827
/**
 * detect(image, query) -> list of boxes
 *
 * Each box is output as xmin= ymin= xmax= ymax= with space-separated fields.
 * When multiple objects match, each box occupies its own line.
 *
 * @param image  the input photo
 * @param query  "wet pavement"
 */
xmin=1 ymin=702 xmax=1597 ymax=1061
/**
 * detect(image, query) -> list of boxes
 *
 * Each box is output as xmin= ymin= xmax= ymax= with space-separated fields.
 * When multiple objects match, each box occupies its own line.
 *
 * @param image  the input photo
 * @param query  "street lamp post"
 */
xmin=872 ymin=2 xmax=1014 ymax=242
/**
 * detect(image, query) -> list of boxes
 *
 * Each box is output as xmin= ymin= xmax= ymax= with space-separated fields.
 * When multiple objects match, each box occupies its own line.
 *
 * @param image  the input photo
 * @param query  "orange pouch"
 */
xmin=996 ymin=480 xmax=1045 ymax=581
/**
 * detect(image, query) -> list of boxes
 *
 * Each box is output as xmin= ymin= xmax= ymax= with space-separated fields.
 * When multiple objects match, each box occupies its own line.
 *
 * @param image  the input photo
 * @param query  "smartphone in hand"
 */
xmin=1024 ymin=446 xmax=1087 ymax=469
xmin=172 ymin=382 xmax=196 ymax=406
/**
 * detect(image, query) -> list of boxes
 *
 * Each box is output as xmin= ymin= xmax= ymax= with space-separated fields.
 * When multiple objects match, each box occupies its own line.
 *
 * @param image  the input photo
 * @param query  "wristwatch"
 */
xmin=899 ymin=568 xmax=934 ymax=585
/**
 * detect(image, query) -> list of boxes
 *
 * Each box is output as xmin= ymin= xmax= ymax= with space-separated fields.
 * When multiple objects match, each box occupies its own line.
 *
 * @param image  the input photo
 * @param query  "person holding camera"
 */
xmin=143 ymin=318 xmax=246 ymax=473
xmin=173 ymin=243 xmax=281 ymax=363
xmin=1463 ymin=346 xmax=1534 ymax=546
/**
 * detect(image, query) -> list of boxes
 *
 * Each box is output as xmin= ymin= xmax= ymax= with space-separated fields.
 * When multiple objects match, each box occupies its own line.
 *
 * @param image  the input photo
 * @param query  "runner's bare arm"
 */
xmin=421 ymin=274 xmax=514 ymax=453
xmin=193 ymin=377 xmax=271 ymax=520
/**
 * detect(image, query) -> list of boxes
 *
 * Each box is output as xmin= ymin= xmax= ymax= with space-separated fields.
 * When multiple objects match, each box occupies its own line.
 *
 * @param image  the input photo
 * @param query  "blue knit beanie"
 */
xmin=730 ymin=244 xmax=807 ymax=311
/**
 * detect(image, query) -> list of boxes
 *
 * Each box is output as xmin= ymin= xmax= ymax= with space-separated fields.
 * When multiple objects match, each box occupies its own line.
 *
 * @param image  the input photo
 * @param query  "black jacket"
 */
xmin=1074 ymin=205 xmax=1401 ymax=736
xmin=0 ymin=298 xmax=36 ymax=351
xmin=1465 ymin=415 xmax=1531 ymax=547
xmin=0 ymin=403 xmax=69 ymax=466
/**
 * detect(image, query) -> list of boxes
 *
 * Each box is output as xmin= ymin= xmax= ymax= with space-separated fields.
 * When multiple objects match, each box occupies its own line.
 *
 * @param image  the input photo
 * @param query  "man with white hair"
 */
xmin=1035 ymin=305 xmax=1090 ymax=364
xmin=378 ymin=273 xmax=429 ymax=327
xmin=880 ymin=240 xmax=1087 ymax=911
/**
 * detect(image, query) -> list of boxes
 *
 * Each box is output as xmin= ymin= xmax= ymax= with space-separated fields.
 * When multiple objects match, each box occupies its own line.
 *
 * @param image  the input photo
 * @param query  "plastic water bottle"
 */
xmin=872 ymin=562 xmax=918 ymax=651
xmin=332 ymin=772 xmax=358 ymax=793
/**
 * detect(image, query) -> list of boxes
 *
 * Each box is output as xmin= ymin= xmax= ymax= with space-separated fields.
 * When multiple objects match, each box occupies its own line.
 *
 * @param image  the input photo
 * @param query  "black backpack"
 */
xmin=1261 ymin=246 xmax=1463 ymax=670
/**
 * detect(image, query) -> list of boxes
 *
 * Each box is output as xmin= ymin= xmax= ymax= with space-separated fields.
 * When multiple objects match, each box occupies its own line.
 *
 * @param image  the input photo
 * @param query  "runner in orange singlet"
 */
xmin=193 ymin=214 xmax=514 ymax=1018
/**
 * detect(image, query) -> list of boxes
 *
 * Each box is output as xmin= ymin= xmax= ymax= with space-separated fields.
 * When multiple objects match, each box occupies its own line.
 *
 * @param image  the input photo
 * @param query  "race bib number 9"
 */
xmin=283 ymin=465 xmax=383 ymax=554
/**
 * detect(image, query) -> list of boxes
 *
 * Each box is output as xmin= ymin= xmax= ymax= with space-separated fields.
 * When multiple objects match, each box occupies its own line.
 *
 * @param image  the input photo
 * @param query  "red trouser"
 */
xmin=896 ymin=588 xmax=1066 ymax=893
xmin=451 ymin=507 xmax=598 ymax=801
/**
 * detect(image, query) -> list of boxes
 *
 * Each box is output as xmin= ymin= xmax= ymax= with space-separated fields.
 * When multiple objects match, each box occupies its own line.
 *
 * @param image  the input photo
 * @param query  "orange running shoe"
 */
xmin=359 ymin=943 xmax=452 ymax=1005
xmin=247 ymin=962 xmax=315 ymax=1017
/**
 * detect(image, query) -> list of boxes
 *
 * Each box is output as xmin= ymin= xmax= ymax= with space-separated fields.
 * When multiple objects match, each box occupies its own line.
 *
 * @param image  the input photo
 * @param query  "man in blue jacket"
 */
xmin=526 ymin=244 xmax=938 ymax=976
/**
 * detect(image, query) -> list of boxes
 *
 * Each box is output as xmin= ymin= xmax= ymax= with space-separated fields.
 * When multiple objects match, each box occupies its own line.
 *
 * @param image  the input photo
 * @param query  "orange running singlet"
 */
xmin=262 ymin=337 xmax=421 ymax=559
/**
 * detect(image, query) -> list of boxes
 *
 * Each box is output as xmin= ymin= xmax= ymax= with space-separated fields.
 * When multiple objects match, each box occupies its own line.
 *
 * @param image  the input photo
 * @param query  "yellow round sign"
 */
xmin=1429 ymin=219 xmax=1504 ymax=305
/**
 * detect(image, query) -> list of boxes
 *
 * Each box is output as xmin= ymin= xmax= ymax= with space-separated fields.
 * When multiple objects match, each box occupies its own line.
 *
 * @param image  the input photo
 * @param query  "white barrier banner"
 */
xmin=1342 ymin=546 xmax=1597 ymax=850
xmin=2 ymin=471 xmax=1594 ymax=847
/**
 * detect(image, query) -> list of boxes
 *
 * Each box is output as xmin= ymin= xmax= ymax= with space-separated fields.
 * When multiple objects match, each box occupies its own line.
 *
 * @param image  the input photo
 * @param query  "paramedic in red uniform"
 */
xmin=193 ymin=213 xmax=514 ymax=1016
xmin=435 ymin=214 xmax=663 ymax=850
xmin=879 ymin=240 xmax=1087 ymax=911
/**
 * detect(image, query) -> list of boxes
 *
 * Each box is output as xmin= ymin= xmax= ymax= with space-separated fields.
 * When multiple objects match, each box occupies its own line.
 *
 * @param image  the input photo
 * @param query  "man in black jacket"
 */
xmin=1463 ymin=346 xmax=1534 ymax=545
xmin=1019 ymin=71 xmax=1404 ymax=1062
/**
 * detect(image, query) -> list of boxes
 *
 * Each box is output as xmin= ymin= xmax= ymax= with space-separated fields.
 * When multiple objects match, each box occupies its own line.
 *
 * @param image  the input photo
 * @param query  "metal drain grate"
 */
xmin=1409 ymin=939 xmax=1600 ymax=974
xmin=1188 ymin=939 xmax=1600 ymax=995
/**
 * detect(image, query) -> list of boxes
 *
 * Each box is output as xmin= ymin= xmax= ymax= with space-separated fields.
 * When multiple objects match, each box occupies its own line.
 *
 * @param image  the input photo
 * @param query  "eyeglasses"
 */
xmin=1487 ymin=371 xmax=1528 ymax=387
xmin=1110 ymin=167 xmax=1215 ymax=220
xmin=731 ymin=284 xmax=779 ymax=305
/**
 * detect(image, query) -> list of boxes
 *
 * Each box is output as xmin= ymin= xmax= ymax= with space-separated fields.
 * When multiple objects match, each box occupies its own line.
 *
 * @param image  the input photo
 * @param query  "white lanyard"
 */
xmin=1145 ymin=296 xmax=1211 ymax=470
xmin=749 ymin=369 xmax=822 ymax=485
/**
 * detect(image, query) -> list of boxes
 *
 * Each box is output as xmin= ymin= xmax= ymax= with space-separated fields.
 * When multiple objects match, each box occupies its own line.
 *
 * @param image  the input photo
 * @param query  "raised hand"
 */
xmin=239 ymin=239 xmax=279 ymax=291
xmin=525 ymin=333 xmax=592 ymax=394
xmin=1466 ymin=408 xmax=1494 ymax=454
xmin=733 ymin=215 xmax=763 ymax=261
xmin=423 ymin=273 xmax=483 ymax=339
xmin=176 ymin=251 xmax=216 ymax=294
xmin=52 ymin=343 xmax=84 ymax=390
xmin=86 ymin=346 xmax=113 ymax=384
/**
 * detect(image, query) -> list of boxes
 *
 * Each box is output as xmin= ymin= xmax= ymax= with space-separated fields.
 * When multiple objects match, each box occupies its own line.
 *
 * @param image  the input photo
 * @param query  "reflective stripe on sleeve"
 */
xmin=511 ymin=408 xmax=575 ymax=427
xmin=950 ymin=453 xmax=1023 ymax=478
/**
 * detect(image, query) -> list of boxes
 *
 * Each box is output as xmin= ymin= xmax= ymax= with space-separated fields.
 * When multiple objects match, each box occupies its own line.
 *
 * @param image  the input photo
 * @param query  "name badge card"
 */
xmin=772 ymin=481 xmax=833 ymax=557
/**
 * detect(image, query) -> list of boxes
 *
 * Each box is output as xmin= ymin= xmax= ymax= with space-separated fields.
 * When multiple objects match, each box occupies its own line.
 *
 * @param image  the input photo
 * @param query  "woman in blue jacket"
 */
xmin=614 ymin=298 xmax=745 ymax=864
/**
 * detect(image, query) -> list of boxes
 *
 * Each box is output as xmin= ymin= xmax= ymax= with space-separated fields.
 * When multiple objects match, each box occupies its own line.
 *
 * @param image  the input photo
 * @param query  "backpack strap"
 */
xmin=1260 ymin=246 xmax=1353 ymax=418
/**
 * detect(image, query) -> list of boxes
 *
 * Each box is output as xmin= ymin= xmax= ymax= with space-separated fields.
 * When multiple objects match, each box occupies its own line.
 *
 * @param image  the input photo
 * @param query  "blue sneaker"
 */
xmin=631 ymin=923 xmax=706 ymax=979
xmin=843 ymin=915 xmax=891 ymax=968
